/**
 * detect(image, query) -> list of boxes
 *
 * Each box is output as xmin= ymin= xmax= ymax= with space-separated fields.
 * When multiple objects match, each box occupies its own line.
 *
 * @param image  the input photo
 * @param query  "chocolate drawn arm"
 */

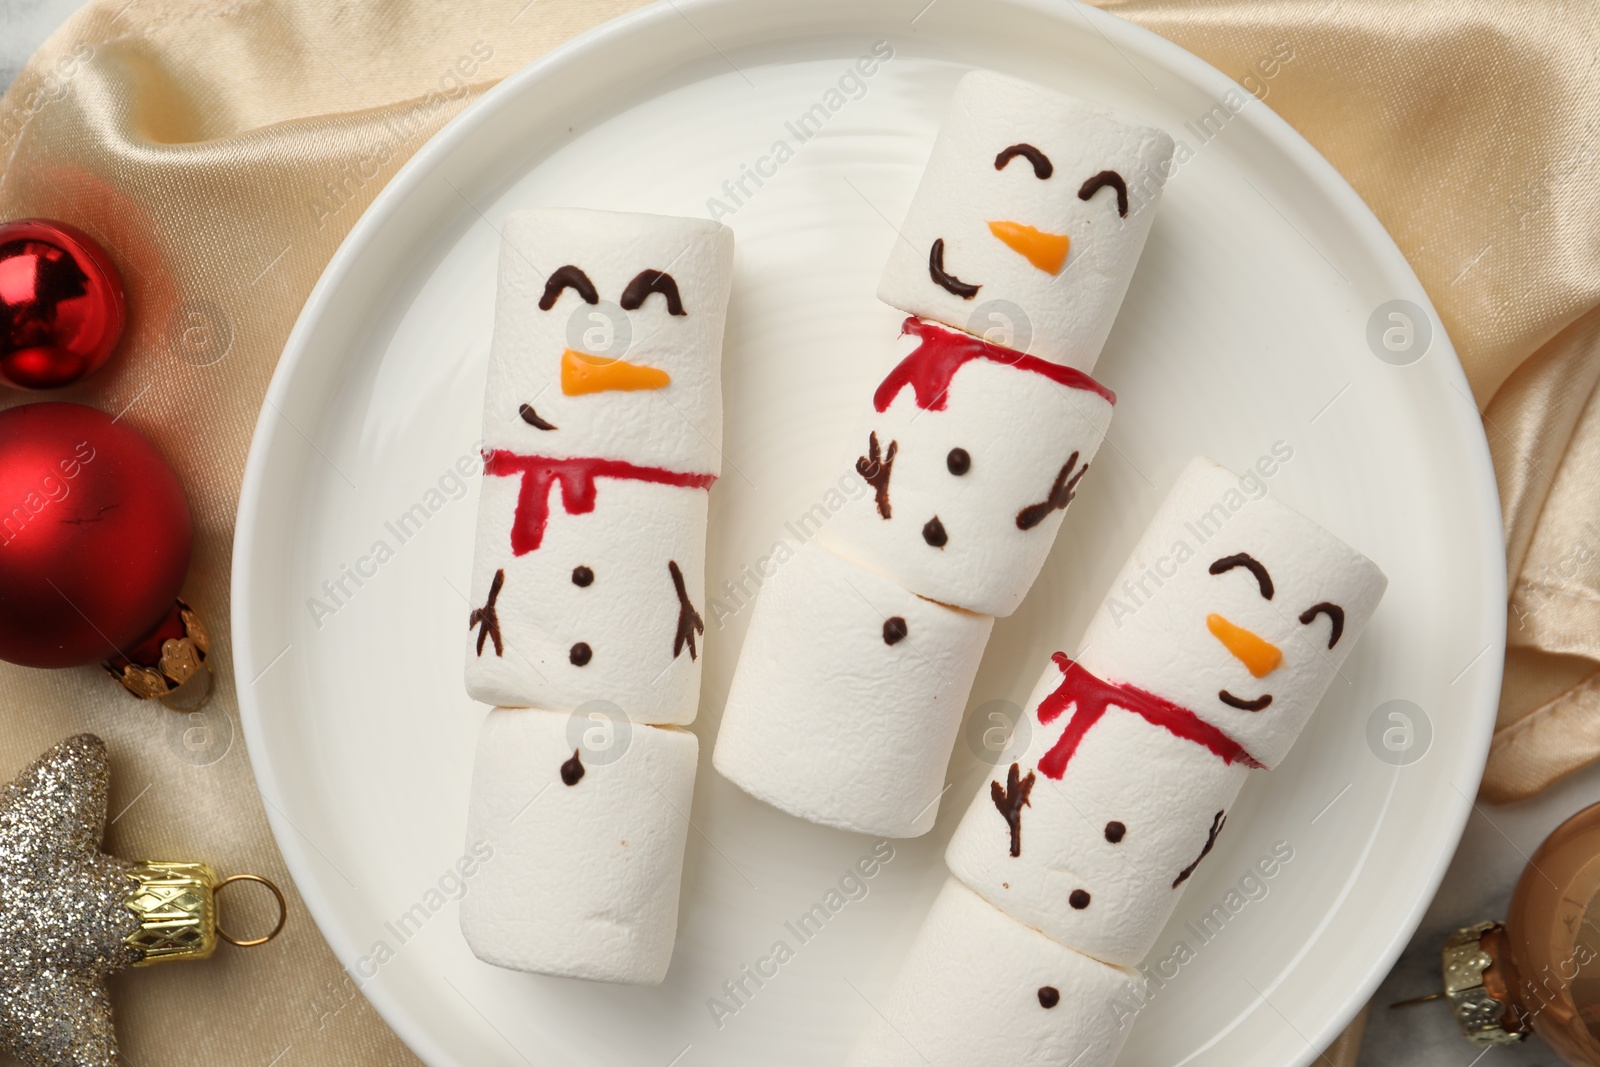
xmin=1016 ymin=452 xmax=1087 ymax=530
xmin=990 ymin=762 xmax=1036 ymax=858
xmin=855 ymin=431 xmax=898 ymax=520
xmin=469 ymin=569 xmax=505 ymax=657
xmin=670 ymin=560 xmax=704 ymax=660
xmin=1172 ymin=810 xmax=1226 ymax=888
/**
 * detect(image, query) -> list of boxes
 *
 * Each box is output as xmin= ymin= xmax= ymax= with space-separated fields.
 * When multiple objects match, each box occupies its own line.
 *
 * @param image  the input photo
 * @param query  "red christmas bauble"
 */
xmin=0 ymin=403 xmax=191 ymax=668
xmin=0 ymin=219 xmax=127 ymax=390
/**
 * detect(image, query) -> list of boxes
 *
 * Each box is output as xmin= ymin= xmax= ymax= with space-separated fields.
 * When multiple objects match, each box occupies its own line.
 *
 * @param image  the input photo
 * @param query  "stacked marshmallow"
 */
xmin=460 ymin=208 xmax=734 ymax=984
xmin=714 ymin=71 xmax=1176 ymax=837
xmin=848 ymin=458 xmax=1388 ymax=1066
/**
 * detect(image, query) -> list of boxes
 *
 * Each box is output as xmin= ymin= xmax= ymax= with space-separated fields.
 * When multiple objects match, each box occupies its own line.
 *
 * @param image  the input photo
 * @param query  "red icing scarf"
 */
xmin=482 ymin=450 xmax=716 ymax=556
xmin=1035 ymin=652 xmax=1263 ymax=779
xmin=873 ymin=317 xmax=1117 ymax=413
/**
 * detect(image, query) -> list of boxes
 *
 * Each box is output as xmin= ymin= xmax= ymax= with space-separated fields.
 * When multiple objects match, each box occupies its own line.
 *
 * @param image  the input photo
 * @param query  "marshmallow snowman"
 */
xmin=465 ymin=208 xmax=734 ymax=724
xmin=715 ymin=71 xmax=1174 ymax=836
xmin=846 ymin=878 xmax=1138 ymax=1067
xmin=461 ymin=209 xmax=732 ymax=983
xmin=849 ymin=459 xmax=1388 ymax=1062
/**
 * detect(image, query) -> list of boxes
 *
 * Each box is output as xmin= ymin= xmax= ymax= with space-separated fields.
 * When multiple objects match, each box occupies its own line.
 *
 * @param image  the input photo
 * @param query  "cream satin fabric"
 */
xmin=0 ymin=1 xmax=1594 ymax=1064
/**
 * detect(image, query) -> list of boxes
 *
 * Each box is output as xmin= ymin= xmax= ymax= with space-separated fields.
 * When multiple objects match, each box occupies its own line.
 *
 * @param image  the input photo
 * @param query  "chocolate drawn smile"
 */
xmin=1218 ymin=690 xmax=1272 ymax=712
xmin=928 ymin=238 xmax=981 ymax=299
xmin=518 ymin=402 xmax=557 ymax=431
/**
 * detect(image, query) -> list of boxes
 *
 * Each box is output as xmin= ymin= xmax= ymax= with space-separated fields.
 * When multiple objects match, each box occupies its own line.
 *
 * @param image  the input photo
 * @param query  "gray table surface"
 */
xmin=2 ymin=3 xmax=1591 ymax=1064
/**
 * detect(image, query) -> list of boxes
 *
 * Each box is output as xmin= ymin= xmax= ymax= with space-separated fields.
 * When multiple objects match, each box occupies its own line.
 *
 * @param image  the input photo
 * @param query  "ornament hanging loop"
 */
xmin=214 ymin=873 xmax=288 ymax=948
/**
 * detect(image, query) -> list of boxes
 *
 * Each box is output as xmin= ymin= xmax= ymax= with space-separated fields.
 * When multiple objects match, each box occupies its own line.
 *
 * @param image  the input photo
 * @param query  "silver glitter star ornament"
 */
xmin=0 ymin=735 xmax=286 ymax=1067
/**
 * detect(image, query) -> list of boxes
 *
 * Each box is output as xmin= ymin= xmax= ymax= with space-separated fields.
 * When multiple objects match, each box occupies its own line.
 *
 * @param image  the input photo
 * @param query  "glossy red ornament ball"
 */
xmin=0 ymin=403 xmax=191 ymax=668
xmin=0 ymin=219 xmax=127 ymax=389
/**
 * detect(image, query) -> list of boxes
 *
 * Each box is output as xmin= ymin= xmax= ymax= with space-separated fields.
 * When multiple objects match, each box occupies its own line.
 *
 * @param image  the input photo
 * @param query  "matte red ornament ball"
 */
xmin=0 ymin=403 xmax=191 ymax=668
xmin=0 ymin=219 xmax=127 ymax=389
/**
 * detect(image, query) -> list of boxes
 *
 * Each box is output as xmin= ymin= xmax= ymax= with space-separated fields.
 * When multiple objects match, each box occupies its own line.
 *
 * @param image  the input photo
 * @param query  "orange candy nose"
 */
xmin=560 ymin=349 xmax=671 ymax=395
xmin=1206 ymin=614 xmax=1282 ymax=678
xmin=987 ymin=220 xmax=1071 ymax=274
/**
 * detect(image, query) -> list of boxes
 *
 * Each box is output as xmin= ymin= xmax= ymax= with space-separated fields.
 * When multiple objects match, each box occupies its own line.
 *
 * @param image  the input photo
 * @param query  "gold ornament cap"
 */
xmin=103 ymin=599 xmax=214 ymax=711
xmin=1440 ymin=922 xmax=1529 ymax=1047
xmin=124 ymin=861 xmax=286 ymax=966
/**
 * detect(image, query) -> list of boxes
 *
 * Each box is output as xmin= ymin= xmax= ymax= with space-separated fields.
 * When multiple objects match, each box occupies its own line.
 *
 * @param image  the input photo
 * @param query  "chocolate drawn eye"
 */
xmin=1299 ymin=602 xmax=1346 ymax=648
xmin=620 ymin=269 xmax=686 ymax=315
xmin=1077 ymin=170 xmax=1129 ymax=218
xmin=539 ymin=265 xmax=599 ymax=310
xmin=947 ymin=447 xmax=971 ymax=475
xmin=995 ymin=143 xmax=1053 ymax=179
xmin=1209 ymin=553 xmax=1274 ymax=600
xmin=1104 ymin=821 xmax=1126 ymax=843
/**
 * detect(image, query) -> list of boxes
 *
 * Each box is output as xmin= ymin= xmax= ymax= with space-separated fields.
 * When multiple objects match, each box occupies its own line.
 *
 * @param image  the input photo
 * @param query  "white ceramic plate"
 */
xmin=232 ymin=2 xmax=1504 ymax=1064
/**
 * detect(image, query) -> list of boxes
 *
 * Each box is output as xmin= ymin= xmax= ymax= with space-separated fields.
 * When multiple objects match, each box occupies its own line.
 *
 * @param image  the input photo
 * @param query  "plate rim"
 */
xmin=231 ymin=1 xmax=1505 ymax=1064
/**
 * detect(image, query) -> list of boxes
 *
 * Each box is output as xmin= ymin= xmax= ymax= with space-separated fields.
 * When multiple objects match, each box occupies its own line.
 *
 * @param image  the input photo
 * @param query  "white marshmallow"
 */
xmin=460 ymin=707 xmax=697 ymax=985
xmin=846 ymin=878 xmax=1137 ymax=1067
xmin=945 ymin=653 xmax=1251 ymax=967
xmin=1076 ymin=457 xmax=1388 ymax=768
xmin=465 ymin=475 xmax=709 ymax=725
xmin=483 ymin=207 xmax=733 ymax=473
xmin=817 ymin=318 xmax=1113 ymax=617
xmin=877 ymin=71 xmax=1175 ymax=373
xmin=713 ymin=539 xmax=993 ymax=837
